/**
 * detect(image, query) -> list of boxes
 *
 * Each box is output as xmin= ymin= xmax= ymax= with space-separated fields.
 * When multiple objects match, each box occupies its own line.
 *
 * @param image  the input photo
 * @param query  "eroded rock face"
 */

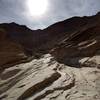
xmin=50 ymin=13 xmax=100 ymax=67
xmin=0 ymin=29 xmax=27 ymax=70
xmin=0 ymin=54 xmax=100 ymax=100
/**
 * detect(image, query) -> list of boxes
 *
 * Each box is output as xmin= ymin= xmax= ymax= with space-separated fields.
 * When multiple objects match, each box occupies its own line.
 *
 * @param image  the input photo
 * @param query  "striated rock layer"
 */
xmin=0 ymin=54 xmax=100 ymax=100
xmin=0 ymin=29 xmax=27 ymax=70
xmin=0 ymin=12 xmax=100 ymax=100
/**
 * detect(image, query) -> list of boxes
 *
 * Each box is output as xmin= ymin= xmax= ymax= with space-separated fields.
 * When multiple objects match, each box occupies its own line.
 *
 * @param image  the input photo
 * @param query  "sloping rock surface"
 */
xmin=0 ymin=29 xmax=27 ymax=70
xmin=0 ymin=54 xmax=100 ymax=100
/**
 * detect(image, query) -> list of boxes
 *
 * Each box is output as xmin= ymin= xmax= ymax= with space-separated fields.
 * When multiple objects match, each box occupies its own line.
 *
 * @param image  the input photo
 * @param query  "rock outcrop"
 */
xmin=0 ymin=12 xmax=100 ymax=100
xmin=0 ymin=54 xmax=100 ymax=100
xmin=0 ymin=28 xmax=27 ymax=70
xmin=50 ymin=12 xmax=100 ymax=67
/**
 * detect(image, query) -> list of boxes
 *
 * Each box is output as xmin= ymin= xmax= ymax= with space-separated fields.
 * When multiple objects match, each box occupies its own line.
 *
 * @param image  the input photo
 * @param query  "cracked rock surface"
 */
xmin=0 ymin=54 xmax=100 ymax=100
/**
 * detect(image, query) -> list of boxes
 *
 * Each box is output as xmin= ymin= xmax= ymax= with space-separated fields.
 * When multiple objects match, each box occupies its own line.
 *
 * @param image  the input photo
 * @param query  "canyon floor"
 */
xmin=0 ymin=13 xmax=100 ymax=100
xmin=0 ymin=54 xmax=100 ymax=100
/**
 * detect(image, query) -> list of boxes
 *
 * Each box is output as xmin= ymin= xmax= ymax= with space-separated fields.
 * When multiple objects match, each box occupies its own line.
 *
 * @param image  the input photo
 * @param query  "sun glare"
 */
xmin=27 ymin=0 xmax=48 ymax=16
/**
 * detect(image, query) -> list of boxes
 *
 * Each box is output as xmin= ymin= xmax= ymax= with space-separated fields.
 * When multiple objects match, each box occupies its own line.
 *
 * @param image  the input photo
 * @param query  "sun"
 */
xmin=26 ymin=0 xmax=48 ymax=16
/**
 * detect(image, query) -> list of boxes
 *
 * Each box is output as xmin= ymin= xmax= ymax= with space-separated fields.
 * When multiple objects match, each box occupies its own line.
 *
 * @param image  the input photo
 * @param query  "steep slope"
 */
xmin=0 ymin=28 xmax=27 ymax=70
xmin=0 ymin=12 xmax=99 ymax=55
xmin=50 ymin=13 xmax=100 ymax=67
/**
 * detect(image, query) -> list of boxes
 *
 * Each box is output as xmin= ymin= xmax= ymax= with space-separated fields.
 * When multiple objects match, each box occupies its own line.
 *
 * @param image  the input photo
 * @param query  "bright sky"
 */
xmin=0 ymin=0 xmax=100 ymax=29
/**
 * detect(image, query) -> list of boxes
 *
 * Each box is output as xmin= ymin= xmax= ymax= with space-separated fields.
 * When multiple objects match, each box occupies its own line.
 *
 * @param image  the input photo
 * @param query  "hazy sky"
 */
xmin=0 ymin=0 xmax=100 ymax=29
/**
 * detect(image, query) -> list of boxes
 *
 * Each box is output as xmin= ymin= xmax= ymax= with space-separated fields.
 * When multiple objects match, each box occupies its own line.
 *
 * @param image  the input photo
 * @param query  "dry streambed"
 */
xmin=0 ymin=54 xmax=100 ymax=100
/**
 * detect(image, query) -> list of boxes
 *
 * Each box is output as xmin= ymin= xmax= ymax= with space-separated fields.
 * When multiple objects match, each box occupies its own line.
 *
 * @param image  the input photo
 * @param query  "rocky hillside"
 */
xmin=0 ymin=28 xmax=27 ymax=70
xmin=0 ymin=12 xmax=100 ymax=100
xmin=50 ymin=12 xmax=100 ymax=67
